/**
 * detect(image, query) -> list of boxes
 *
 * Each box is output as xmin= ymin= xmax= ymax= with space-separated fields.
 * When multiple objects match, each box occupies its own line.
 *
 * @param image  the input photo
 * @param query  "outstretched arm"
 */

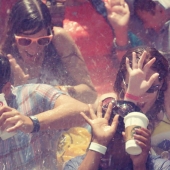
xmin=52 ymin=27 xmax=97 ymax=103
xmin=0 ymin=91 xmax=90 ymax=133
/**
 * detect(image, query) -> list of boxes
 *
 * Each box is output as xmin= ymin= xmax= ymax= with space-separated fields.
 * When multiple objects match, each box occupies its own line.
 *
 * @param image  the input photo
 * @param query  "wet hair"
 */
xmin=0 ymin=53 xmax=11 ymax=92
xmin=1 ymin=0 xmax=71 ymax=86
xmin=2 ymin=0 xmax=51 ymax=54
xmin=114 ymin=46 xmax=169 ymax=129
xmin=134 ymin=0 xmax=157 ymax=15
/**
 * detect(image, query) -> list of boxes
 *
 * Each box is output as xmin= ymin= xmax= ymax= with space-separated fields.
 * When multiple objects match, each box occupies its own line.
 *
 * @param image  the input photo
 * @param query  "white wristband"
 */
xmin=89 ymin=142 xmax=107 ymax=155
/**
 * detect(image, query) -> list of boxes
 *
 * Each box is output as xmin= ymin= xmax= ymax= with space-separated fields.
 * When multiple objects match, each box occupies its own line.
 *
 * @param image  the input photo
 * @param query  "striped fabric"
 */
xmin=0 ymin=84 xmax=64 ymax=170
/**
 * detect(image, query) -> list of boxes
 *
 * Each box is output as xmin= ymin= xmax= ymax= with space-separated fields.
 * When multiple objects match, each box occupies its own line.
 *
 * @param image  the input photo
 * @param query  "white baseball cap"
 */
xmin=153 ymin=0 xmax=170 ymax=9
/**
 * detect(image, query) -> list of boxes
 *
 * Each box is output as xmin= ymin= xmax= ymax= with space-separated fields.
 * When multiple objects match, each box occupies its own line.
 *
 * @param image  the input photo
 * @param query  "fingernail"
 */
xmin=133 ymin=134 xmax=137 ymax=138
xmin=135 ymin=140 xmax=139 ymax=144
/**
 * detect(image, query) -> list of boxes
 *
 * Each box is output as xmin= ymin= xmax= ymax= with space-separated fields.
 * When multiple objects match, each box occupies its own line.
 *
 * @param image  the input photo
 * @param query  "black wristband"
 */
xmin=29 ymin=116 xmax=40 ymax=133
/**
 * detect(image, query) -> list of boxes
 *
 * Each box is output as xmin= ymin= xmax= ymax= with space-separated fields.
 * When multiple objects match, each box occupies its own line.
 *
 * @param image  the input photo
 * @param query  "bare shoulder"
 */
xmin=52 ymin=27 xmax=79 ymax=55
xmin=52 ymin=27 xmax=73 ymax=41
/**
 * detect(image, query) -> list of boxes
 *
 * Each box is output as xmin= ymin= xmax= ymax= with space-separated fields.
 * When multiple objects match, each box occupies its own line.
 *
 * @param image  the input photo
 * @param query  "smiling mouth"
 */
xmin=25 ymin=51 xmax=39 ymax=62
xmin=25 ymin=51 xmax=34 ymax=57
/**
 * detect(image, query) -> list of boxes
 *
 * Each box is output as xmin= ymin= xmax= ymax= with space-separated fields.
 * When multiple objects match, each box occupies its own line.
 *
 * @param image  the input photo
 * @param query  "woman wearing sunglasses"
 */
xmin=1 ymin=0 xmax=97 ymax=103
xmin=64 ymin=46 xmax=170 ymax=169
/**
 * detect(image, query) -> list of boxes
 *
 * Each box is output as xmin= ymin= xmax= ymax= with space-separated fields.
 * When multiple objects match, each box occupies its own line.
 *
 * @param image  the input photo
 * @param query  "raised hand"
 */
xmin=7 ymin=54 xmax=29 ymax=86
xmin=105 ymin=0 xmax=130 ymax=31
xmin=80 ymin=102 xmax=119 ymax=146
xmin=126 ymin=51 xmax=159 ymax=97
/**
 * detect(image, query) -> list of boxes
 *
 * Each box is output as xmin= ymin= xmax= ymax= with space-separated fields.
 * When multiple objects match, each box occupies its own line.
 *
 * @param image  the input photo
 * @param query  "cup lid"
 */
xmin=124 ymin=112 xmax=149 ymax=124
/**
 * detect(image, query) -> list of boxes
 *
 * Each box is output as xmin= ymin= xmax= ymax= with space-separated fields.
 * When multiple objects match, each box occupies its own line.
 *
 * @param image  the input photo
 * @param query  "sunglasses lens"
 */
xmin=146 ymin=85 xmax=160 ymax=93
xmin=146 ymin=89 xmax=154 ymax=93
xmin=18 ymin=38 xmax=31 ymax=46
xmin=117 ymin=103 xmax=132 ymax=117
xmin=38 ymin=37 xmax=51 ymax=45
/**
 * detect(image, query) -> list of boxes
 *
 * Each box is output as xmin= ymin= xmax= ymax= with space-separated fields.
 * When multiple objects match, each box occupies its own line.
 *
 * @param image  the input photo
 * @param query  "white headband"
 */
xmin=153 ymin=0 xmax=170 ymax=9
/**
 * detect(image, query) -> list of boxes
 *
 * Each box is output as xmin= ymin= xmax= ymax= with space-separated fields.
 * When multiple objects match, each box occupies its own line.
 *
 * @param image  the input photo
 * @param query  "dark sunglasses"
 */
xmin=102 ymin=97 xmax=141 ymax=134
xmin=146 ymin=85 xmax=160 ymax=93
xmin=15 ymin=34 xmax=53 ymax=46
xmin=122 ymin=77 xmax=160 ymax=93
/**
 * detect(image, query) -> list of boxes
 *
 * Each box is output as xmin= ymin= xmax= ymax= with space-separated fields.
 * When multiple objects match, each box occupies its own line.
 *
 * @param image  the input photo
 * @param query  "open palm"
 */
xmin=126 ymin=51 xmax=159 ymax=96
xmin=105 ymin=0 xmax=130 ymax=30
xmin=80 ymin=102 xmax=119 ymax=146
xmin=7 ymin=54 xmax=29 ymax=86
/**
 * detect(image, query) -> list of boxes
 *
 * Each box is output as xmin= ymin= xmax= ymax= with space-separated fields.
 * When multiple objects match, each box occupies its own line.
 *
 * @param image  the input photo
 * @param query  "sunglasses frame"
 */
xmin=122 ymin=76 xmax=160 ymax=94
xmin=102 ymin=98 xmax=141 ymax=117
xmin=102 ymin=97 xmax=141 ymax=134
xmin=15 ymin=34 xmax=53 ymax=47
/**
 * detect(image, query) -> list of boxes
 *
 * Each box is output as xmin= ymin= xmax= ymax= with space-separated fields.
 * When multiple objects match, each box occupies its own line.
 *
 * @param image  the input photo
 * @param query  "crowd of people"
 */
xmin=0 ymin=0 xmax=170 ymax=170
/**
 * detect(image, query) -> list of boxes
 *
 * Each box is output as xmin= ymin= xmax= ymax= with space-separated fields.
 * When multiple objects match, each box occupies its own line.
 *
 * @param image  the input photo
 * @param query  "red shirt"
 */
xmin=64 ymin=2 xmax=116 ymax=94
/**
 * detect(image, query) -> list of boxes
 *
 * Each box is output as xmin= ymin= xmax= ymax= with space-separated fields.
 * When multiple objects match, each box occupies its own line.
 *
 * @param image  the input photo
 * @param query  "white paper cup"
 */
xmin=0 ymin=93 xmax=7 ymax=106
xmin=124 ymin=112 xmax=149 ymax=155
xmin=0 ymin=93 xmax=16 ymax=140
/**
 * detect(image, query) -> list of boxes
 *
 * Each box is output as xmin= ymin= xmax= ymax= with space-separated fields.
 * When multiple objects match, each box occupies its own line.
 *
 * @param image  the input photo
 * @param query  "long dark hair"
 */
xmin=114 ymin=46 xmax=169 ymax=129
xmin=0 ymin=53 xmax=11 ymax=92
xmin=2 ymin=0 xmax=51 ymax=54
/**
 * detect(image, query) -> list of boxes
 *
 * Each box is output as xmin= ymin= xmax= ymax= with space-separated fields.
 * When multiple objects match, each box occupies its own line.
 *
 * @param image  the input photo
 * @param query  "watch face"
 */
xmin=29 ymin=116 xmax=40 ymax=133
xmin=30 ymin=116 xmax=37 ymax=121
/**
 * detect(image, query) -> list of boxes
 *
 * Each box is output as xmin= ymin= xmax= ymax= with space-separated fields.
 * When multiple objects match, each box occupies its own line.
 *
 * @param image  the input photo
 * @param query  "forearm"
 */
xmin=60 ymin=50 xmax=97 ymax=103
xmin=114 ymin=28 xmax=129 ymax=46
xmin=113 ymin=28 xmax=129 ymax=61
xmin=35 ymin=95 xmax=89 ymax=131
xmin=53 ymin=27 xmax=97 ymax=103
xmin=78 ymin=150 xmax=102 ymax=170
xmin=69 ymin=84 xmax=97 ymax=104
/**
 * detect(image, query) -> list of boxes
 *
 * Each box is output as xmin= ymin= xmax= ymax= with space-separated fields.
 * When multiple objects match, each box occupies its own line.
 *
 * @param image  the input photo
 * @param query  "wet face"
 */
xmin=136 ymin=10 xmax=163 ymax=32
xmin=124 ymin=69 xmax=162 ymax=114
xmin=15 ymin=28 xmax=49 ymax=66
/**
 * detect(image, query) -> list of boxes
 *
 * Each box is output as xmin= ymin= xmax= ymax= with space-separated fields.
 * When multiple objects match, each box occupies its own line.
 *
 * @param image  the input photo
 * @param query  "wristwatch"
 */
xmin=29 ymin=116 xmax=40 ymax=133
xmin=113 ymin=37 xmax=131 ymax=51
